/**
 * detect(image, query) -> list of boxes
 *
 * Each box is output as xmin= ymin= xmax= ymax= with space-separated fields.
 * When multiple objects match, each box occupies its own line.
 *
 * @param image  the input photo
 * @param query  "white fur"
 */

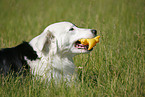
xmin=26 ymin=22 xmax=95 ymax=82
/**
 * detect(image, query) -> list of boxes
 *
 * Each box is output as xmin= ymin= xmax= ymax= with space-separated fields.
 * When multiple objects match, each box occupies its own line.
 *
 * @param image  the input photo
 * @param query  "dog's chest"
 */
xmin=25 ymin=55 xmax=76 ymax=81
xmin=51 ymin=55 xmax=75 ymax=74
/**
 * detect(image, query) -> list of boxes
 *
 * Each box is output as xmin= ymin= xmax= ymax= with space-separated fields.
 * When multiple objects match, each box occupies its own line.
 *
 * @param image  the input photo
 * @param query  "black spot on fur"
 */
xmin=0 ymin=41 xmax=38 ymax=76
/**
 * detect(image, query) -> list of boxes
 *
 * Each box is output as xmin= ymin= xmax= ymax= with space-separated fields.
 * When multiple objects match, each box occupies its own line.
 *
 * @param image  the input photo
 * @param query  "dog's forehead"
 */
xmin=48 ymin=22 xmax=75 ymax=30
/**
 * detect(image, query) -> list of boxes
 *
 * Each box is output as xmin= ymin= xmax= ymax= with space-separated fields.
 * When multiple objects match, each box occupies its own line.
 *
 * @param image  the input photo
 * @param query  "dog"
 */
xmin=0 ymin=22 xmax=97 ymax=82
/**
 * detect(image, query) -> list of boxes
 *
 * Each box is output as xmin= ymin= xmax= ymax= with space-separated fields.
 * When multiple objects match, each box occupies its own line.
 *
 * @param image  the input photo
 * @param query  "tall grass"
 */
xmin=0 ymin=0 xmax=144 ymax=96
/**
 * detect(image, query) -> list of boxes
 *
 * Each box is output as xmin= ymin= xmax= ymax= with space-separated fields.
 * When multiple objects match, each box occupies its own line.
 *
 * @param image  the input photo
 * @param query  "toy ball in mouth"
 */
xmin=79 ymin=36 xmax=100 ymax=50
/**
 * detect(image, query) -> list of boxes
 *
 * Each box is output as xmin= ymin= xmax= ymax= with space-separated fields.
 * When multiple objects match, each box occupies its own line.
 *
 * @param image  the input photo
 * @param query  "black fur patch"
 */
xmin=0 ymin=41 xmax=38 ymax=76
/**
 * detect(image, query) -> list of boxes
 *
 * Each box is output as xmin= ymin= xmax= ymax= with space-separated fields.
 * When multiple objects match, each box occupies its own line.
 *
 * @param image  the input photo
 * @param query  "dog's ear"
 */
xmin=36 ymin=30 xmax=54 ymax=52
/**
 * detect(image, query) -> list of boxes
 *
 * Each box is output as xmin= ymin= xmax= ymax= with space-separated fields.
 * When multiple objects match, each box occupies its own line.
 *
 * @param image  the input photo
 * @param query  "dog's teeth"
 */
xmin=75 ymin=43 xmax=88 ymax=50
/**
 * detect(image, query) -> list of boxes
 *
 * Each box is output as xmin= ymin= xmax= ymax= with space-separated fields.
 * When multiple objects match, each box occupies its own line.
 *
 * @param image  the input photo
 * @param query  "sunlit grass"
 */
xmin=0 ymin=0 xmax=144 ymax=96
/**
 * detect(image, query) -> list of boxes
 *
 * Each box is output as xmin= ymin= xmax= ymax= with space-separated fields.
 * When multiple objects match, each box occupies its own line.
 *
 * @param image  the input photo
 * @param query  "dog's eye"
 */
xmin=69 ymin=28 xmax=74 ymax=31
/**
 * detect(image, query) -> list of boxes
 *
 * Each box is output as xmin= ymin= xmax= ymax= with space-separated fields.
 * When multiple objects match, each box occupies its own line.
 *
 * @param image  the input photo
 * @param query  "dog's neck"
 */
xmin=50 ymin=54 xmax=75 ymax=73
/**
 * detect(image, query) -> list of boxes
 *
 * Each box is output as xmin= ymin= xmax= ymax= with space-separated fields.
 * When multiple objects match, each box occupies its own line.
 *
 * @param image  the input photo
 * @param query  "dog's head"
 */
xmin=34 ymin=22 xmax=97 ymax=56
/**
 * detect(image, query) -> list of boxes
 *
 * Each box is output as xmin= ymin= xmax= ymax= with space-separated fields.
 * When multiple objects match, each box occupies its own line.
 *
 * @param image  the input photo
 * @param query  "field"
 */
xmin=0 ymin=0 xmax=144 ymax=96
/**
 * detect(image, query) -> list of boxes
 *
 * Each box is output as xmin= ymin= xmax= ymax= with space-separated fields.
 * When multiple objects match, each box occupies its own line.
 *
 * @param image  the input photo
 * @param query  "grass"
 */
xmin=0 ymin=0 xmax=144 ymax=96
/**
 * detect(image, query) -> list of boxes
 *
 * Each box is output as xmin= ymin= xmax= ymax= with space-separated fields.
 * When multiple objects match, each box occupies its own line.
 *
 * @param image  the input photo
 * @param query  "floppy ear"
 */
xmin=36 ymin=30 xmax=54 ymax=52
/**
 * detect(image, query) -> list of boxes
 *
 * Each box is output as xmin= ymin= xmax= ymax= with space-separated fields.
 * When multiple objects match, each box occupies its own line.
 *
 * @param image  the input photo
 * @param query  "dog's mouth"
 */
xmin=74 ymin=36 xmax=100 ymax=51
xmin=74 ymin=41 xmax=93 ymax=51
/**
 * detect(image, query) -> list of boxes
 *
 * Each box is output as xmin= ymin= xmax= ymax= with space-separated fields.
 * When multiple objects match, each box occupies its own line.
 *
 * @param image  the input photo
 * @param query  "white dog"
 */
xmin=0 ymin=22 xmax=97 ymax=82
xmin=27 ymin=22 xmax=97 ymax=81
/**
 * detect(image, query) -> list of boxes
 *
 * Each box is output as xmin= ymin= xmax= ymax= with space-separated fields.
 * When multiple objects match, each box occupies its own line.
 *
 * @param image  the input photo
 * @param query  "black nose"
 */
xmin=91 ymin=29 xmax=97 ymax=35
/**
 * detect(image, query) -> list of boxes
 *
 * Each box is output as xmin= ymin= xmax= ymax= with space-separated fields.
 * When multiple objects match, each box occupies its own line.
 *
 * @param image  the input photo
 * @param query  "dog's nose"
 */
xmin=91 ymin=29 xmax=97 ymax=36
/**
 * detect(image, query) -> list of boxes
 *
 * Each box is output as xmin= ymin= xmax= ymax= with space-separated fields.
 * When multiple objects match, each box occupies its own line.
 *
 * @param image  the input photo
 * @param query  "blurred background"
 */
xmin=0 ymin=0 xmax=144 ymax=96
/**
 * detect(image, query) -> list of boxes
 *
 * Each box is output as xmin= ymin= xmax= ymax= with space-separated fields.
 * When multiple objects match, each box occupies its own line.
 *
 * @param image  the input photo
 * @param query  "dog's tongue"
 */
xmin=79 ymin=36 xmax=100 ymax=50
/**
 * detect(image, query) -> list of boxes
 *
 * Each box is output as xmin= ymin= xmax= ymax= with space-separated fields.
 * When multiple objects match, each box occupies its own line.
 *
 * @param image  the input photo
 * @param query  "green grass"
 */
xmin=0 ymin=0 xmax=144 ymax=96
